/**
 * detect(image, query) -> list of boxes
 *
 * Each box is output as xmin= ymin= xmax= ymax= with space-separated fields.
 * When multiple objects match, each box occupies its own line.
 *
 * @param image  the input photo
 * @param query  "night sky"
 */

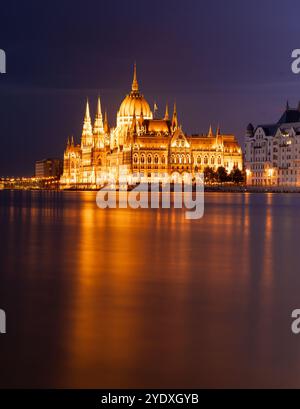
xmin=1 ymin=0 xmax=300 ymax=176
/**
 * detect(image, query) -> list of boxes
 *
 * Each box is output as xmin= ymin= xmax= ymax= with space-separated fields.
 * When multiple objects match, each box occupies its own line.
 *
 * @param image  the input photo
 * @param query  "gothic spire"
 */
xmin=93 ymin=96 xmax=104 ymax=134
xmin=131 ymin=108 xmax=137 ymax=133
xmin=172 ymin=102 xmax=178 ymax=130
xmin=85 ymin=99 xmax=91 ymax=120
xmin=104 ymin=110 xmax=110 ymax=134
xmin=139 ymin=105 xmax=144 ymax=126
xmin=164 ymin=103 xmax=169 ymax=121
xmin=97 ymin=96 xmax=102 ymax=116
xmin=131 ymin=62 xmax=139 ymax=92
xmin=82 ymin=99 xmax=93 ymax=136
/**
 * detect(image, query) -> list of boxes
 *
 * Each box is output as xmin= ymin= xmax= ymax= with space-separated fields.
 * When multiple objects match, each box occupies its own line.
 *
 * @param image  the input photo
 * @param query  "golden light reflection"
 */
xmin=58 ymin=192 xmax=198 ymax=387
xmin=1 ymin=190 xmax=295 ymax=388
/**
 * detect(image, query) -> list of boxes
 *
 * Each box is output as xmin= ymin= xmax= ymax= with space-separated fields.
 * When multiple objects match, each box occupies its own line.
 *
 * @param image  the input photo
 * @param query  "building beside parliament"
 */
xmin=60 ymin=66 xmax=243 ymax=187
xmin=35 ymin=158 xmax=63 ymax=178
xmin=245 ymin=102 xmax=300 ymax=186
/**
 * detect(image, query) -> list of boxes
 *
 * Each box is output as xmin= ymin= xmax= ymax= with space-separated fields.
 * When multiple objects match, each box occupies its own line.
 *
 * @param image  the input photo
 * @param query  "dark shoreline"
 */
xmin=205 ymin=185 xmax=300 ymax=193
xmin=2 ymin=185 xmax=300 ymax=194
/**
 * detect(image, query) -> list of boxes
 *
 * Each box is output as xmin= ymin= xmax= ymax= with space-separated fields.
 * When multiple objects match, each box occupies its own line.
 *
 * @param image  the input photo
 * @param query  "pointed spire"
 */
xmin=82 ymin=99 xmax=93 ymax=136
xmin=131 ymin=108 xmax=137 ymax=133
xmin=97 ymin=96 xmax=102 ymax=116
xmin=67 ymin=136 xmax=70 ymax=147
xmin=216 ymin=125 xmax=220 ymax=136
xmin=286 ymin=100 xmax=290 ymax=111
xmin=71 ymin=136 xmax=74 ymax=146
xmin=164 ymin=103 xmax=169 ymax=120
xmin=131 ymin=62 xmax=139 ymax=93
xmin=172 ymin=102 xmax=178 ymax=131
xmin=93 ymin=96 xmax=104 ymax=134
xmin=85 ymin=99 xmax=91 ymax=120
xmin=104 ymin=110 xmax=109 ymax=133
xmin=208 ymin=125 xmax=213 ymax=137
xmin=139 ymin=105 xmax=144 ymax=126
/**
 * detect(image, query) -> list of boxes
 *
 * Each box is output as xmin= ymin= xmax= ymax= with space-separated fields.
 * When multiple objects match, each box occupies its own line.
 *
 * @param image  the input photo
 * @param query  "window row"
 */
xmin=133 ymin=155 xmax=166 ymax=165
xmin=196 ymin=156 xmax=222 ymax=166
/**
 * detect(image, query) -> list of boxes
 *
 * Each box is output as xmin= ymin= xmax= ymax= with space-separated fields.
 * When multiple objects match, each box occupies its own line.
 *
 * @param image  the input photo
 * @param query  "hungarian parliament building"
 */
xmin=60 ymin=66 xmax=243 ymax=187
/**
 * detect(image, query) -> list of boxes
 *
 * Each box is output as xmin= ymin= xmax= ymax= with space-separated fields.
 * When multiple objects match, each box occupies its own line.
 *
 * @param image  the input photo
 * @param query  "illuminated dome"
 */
xmin=117 ymin=64 xmax=153 ymax=127
xmin=119 ymin=94 xmax=152 ymax=118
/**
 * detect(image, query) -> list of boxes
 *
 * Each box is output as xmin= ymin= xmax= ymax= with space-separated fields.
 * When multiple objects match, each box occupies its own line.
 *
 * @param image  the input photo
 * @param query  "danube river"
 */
xmin=0 ymin=191 xmax=300 ymax=388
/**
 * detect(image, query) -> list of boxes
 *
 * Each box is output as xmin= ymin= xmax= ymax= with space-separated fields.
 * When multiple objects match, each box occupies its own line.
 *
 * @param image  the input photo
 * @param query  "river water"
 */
xmin=0 ymin=190 xmax=300 ymax=388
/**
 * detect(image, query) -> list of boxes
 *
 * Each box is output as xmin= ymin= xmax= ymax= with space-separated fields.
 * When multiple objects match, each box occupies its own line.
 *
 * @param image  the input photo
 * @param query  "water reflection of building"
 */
xmin=60 ymin=65 xmax=243 ymax=187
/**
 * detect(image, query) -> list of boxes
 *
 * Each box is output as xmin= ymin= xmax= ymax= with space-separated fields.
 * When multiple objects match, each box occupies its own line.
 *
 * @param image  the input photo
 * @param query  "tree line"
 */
xmin=201 ymin=166 xmax=245 ymax=185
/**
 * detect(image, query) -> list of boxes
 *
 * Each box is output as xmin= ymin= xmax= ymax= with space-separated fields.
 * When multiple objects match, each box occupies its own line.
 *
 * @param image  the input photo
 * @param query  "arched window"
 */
xmin=154 ymin=155 xmax=159 ymax=164
xmin=161 ymin=156 xmax=166 ymax=164
xmin=141 ymin=155 xmax=145 ymax=164
xmin=211 ymin=157 xmax=215 ymax=165
xmin=147 ymin=155 xmax=152 ymax=164
xmin=218 ymin=156 xmax=222 ymax=165
xmin=197 ymin=156 xmax=201 ymax=165
xmin=204 ymin=157 xmax=208 ymax=165
xmin=133 ymin=155 xmax=138 ymax=164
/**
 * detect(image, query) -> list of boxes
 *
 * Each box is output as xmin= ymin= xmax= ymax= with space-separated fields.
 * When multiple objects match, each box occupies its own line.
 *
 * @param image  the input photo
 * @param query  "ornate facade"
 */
xmin=245 ymin=102 xmax=300 ymax=186
xmin=60 ymin=65 xmax=243 ymax=187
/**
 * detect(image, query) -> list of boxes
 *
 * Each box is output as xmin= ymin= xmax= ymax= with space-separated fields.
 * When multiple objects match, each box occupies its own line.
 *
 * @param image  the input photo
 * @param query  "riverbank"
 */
xmin=205 ymin=185 xmax=300 ymax=193
xmin=2 ymin=184 xmax=300 ymax=193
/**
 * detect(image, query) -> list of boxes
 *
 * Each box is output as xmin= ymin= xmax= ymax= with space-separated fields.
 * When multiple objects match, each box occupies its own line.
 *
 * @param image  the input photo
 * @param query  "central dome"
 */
xmin=117 ymin=64 xmax=153 ymax=127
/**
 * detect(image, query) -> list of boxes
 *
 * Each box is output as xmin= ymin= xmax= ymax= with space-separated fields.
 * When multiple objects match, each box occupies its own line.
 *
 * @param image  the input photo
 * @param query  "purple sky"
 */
xmin=1 ymin=0 xmax=300 ymax=175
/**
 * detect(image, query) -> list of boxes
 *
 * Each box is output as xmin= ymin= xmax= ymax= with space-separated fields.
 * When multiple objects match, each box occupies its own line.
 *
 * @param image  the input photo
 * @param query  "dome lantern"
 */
xmin=131 ymin=62 xmax=139 ymax=93
xmin=117 ymin=63 xmax=153 ymax=127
